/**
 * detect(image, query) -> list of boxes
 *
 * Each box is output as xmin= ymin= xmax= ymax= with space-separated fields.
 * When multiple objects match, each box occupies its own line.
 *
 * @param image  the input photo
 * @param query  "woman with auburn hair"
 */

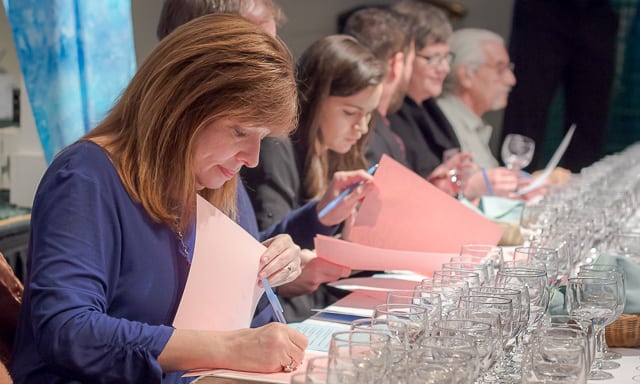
xmin=243 ymin=34 xmax=386 ymax=321
xmin=10 ymin=15 xmax=307 ymax=383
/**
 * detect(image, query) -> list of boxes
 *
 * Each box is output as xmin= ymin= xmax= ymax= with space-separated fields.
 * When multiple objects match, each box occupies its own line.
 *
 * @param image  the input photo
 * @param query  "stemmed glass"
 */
xmin=578 ymin=266 xmax=626 ymax=368
xmin=372 ymin=304 xmax=429 ymax=350
xmin=495 ymin=265 xmax=549 ymax=371
xmin=512 ymin=246 xmax=560 ymax=287
xmin=432 ymin=319 xmax=500 ymax=381
xmin=456 ymin=243 xmax=504 ymax=283
xmin=443 ymin=147 xmax=475 ymax=198
xmin=327 ymin=330 xmax=391 ymax=382
xmin=501 ymin=134 xmax=535 ymax=170
xmin=414 ymin=337 xmax=479 ymax=383
xmin=519 ymin=203 xmax=556 ymax=246
xmin=521 ymin=331 xmax=588 ymax=383
xmin=386 ymin=288 xmax=442 ymax=329
xmin=565 ymin=276 xmax=619 ymax=380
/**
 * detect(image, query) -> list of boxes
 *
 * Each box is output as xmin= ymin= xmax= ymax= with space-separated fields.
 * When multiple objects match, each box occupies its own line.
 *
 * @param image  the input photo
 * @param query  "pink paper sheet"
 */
xmin=349 ymin=155 xmax=504 ymax=253
xmin=314 ymin=235 xmax=455 ymax=276
xmin=173 ymin=195 xmax=265 ymax=331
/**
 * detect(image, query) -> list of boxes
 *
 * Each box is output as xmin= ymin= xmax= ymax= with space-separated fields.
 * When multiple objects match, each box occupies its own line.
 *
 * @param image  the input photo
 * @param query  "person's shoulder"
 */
xmin=436 ymin=94 xmax=469 ymax=123
xmin=389 ymin=109 xmax=419 ymax=138
xmin=54 ymin=140 xmax=110 ymax=165
xmin=46 ymin=141 xmax=115 ymax=181
xmin=435 ymin=93 xmax=455 ymax=109
xmin=422 ymin=98 xmax=440 ymax=114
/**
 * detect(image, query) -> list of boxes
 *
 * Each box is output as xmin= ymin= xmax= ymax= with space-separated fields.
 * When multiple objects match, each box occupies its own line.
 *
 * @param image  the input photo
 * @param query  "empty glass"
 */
xmin=501 ymin=133 xmax=535 ymax=170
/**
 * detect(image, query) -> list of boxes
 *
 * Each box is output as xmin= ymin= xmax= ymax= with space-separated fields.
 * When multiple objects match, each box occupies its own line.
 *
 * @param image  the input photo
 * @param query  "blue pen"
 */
xmin=318 ymin=164 xmax=378 ymax=219
xmin=481 ymin=168 xmax=494 ymax=196
xmin=261 ymin=278 xmax=287 ymax=324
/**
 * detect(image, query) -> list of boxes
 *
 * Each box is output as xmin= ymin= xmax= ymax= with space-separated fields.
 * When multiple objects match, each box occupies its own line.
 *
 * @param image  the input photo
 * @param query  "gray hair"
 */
xmin=444 ymin=28 xmax=504 ymax=93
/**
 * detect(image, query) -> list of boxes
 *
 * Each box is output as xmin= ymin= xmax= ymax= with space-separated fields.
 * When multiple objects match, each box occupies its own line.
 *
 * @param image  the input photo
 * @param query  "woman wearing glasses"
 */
xmin=389 ymin=0 xmax=522 ymax=200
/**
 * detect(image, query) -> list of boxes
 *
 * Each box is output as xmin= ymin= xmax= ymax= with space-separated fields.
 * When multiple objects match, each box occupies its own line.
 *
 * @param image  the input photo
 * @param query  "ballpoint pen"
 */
xmin=317 ymin=163 xmax=378 ymax=219
xmin=261 ymin=278 xmax=287 ymax=324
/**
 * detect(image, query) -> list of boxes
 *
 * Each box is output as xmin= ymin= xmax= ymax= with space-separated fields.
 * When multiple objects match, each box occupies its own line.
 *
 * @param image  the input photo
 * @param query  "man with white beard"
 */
xmin=438 ymin=28 xmax=517 ymax=169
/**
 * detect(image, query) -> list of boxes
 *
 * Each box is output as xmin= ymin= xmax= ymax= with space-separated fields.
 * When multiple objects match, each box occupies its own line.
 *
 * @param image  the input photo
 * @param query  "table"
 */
xmin=193 ymin=348 xmax=640 ymax=383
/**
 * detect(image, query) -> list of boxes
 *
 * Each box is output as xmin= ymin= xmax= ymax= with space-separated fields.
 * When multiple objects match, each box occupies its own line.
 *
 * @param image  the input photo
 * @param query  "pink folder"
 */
xmin=348 ymin=155 xmax=503 ymax=253
xmin=173 ymin=195 xmax=265 ymax=331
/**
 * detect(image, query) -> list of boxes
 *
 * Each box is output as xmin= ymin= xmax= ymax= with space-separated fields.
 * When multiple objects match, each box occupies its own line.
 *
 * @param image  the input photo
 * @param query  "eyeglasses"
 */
xmin=415 ymin=52 xmax=455 ymax=67
xmin=483 ymin=61 xmax=515 ymax=76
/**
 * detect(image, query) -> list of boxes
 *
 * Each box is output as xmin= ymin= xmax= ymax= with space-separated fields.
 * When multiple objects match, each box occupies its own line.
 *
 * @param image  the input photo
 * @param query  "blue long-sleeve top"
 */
xmin=11 ymin=141 xmax=195 ymax=383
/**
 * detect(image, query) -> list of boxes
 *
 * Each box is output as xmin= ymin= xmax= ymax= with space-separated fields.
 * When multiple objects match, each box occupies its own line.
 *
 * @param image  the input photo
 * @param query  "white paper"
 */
xmin=517 ymin=124 xmax=576 ymax=195
xmin=289 ymin=320 xmax=349 ymax=352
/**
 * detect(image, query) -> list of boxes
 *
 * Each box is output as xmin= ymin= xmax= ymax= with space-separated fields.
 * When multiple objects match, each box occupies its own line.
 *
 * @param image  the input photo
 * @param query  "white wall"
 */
xmin=0 ymin=2 xmax=20 ymax=81
xmin=0 ymin=3 xmax=46 ymax=207
xmin=130 ymin=0 xmax=514 ymax=62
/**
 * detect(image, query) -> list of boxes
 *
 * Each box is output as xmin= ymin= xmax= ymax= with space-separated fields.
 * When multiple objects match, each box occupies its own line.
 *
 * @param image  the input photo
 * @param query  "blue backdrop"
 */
xmin=5 ymin=0 xmax=136 ymax=162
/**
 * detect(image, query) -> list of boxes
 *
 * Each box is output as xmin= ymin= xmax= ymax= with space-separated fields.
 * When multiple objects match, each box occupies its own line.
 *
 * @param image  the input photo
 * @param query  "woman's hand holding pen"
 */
xmin=185 ymin=324 xmax=307 ymax=373
xmin=259 ymin=234 xmax=301 ymax=287
xmin=316 ymin=169 xmax=375 ymax=226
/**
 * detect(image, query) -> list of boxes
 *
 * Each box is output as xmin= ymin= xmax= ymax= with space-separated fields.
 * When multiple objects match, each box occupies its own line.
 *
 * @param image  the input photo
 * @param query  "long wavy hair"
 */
xmin=293 ymin=34 xmax=386 ymax=201
xmin=84 ymin=14 xmax=297 ymax=229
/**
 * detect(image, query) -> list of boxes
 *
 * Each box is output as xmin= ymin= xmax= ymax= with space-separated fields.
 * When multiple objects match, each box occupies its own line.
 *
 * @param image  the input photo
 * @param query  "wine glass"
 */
xmin=327 ymin=330 xmax=391 ymax=382
xmin=372 ymin=304 xmax=429 ymax=349
xmin=521 ymin=331 xmax=588 ymax=383
xmin=501 ymin=134 xmax=535 ymax=170
xmin=443 ymin=147 xmax=474 ymax=198
xmin=578 ymin=267 xmax=626 ymax=368
xmin=565 ymin=276 xmax=619 ymax=380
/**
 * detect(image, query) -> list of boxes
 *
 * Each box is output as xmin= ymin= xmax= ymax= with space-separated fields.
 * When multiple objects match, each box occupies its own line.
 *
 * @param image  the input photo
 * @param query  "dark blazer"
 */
xmin=241 ymin=137 xmax=301 ymax=231
xmin=389 ymin=96 xmax=460 ymax=177
xmin=365 ymin=112 xmax=409 ymax=167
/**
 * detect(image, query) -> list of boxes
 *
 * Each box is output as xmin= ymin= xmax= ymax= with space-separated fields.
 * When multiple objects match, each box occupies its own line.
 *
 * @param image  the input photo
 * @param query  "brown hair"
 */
xmin=343 ymin=7 xmax=414 ymax=61
xmin=392 ymin=0 xmax=452 ymax=51
xmin=156 ymin=0 xmax=285 ymax=40
xmin=85 ymin=14 xmax=297 ymax=229
xmin=293 ymin=34 xmax=386 ymax=201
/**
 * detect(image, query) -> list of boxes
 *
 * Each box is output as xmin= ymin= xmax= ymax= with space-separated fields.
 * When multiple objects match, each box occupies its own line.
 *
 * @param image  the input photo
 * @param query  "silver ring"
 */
xmin=283 ymin=357 xmax=295 ymax=372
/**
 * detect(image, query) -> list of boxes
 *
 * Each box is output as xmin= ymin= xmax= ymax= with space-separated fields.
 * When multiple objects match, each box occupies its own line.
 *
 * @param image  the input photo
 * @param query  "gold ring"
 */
xmin=283 ymin=357 xmax=295 ymax=372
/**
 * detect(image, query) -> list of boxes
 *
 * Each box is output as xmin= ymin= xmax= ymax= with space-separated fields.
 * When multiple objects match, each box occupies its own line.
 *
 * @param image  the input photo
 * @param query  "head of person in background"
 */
xmin=157 ymin=0 xmax=285 ymax=39
xmin=443 ymin=28 xmax=516 ymax=116
xmin=393 ymin=0 xmax=453 ymax=104
xmin=343 ymin=7 xmax=415 ymax=117
xmin=293 ymin=34 xmax=385 ymax=202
